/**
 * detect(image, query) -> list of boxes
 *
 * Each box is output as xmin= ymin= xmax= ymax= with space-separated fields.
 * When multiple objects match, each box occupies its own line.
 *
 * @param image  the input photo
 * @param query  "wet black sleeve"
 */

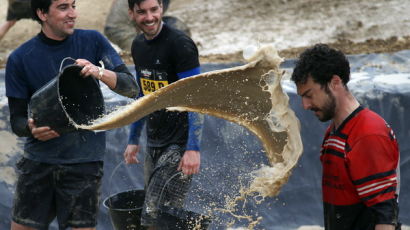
xmin=370 ymin=198 xmax=400 ymax=226
xmin=172 ymin=34 xmax=200 ymax=73
xmin=112 ymin=64 xmax=139 ymax=98
xmin=8 ymin=97 xmax=32 ymax=137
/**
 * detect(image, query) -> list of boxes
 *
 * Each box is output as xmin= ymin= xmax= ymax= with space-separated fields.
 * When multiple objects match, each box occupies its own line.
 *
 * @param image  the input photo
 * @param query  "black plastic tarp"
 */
xmin=0 ymin=50 xmax=409 ymax=229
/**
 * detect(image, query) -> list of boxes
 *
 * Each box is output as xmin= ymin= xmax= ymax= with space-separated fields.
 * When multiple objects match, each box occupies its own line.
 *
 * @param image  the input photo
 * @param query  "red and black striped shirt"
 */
xmin=320 ymin=106 xmax=400 ymax=229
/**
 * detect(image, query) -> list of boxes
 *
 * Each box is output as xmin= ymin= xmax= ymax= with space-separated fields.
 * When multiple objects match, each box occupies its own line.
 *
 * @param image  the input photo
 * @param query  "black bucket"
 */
xmin=103 ymin=189 xmax=146 ymax=230
xmin=29 ymin=62 xmax=104 ymax=134
xmin=157 ymin=206 xmax=212 ymax=230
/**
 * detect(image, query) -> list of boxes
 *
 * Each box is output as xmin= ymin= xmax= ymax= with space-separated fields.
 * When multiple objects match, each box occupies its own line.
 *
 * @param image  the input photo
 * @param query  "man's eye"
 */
xmin=303 ymin=94 xmax=312 ymax=99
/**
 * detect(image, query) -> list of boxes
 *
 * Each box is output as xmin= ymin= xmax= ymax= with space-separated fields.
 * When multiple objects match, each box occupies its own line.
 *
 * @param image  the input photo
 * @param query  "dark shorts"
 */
xmin=12 ymin=158 xmax=104 ymax=230
xmin=142 ymin=144 xmax=193 ymax=227
xmin=6 ymin=0 xmax=32 ymax=21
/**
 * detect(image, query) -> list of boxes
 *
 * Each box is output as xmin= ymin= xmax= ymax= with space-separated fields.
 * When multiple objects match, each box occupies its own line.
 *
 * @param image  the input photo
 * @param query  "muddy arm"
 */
xmin=8 ymin=97 xmax=31 ymax=137
xmin=112 ymin=64 xmax=139 ymax=98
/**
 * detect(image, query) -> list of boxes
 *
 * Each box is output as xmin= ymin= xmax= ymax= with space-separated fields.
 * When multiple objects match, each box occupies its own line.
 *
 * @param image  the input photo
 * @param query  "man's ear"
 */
xmin=330 ymin=75 xmax=343 ymax=90
xmin=157 ymin=1 xmax=164 ymax=15
xmin=37 ymin=9 xmax=47 ymax=22
xmin=128 ymin=9 xmax=134 ymax=21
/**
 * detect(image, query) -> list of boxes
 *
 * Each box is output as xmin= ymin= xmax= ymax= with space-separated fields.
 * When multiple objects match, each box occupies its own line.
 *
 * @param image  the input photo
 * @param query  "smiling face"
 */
xmin=129 ymin=0 xmax=163 ymax=40
xmin=297 ymin=76 xmax=336 ymax=122
xmin=37 ymin=0 xmax=77 ymax=40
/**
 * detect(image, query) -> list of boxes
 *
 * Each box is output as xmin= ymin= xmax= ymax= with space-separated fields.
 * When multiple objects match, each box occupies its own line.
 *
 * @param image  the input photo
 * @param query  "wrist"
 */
xmin=97 ymin=61 xmax=105 ymax=80
xmin=97 ymin=67 xmax=104 ymax=80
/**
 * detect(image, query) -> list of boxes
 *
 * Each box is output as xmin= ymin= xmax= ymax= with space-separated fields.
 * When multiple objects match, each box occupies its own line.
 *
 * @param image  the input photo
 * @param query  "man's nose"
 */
xmin=146 ymin=11 xmax=154 ymax=21
xmin=68 ymin=7 xmax=77 ymax=18
xmin=302 ymin=98 xmax=311 ymax=110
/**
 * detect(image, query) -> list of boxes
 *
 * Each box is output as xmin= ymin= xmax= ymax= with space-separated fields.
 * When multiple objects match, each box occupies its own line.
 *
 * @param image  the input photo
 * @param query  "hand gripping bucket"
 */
xmin=103 ymin=189 xmax=146 ymax=230
xmin=29 ymin=57 xmax=104 ymax=134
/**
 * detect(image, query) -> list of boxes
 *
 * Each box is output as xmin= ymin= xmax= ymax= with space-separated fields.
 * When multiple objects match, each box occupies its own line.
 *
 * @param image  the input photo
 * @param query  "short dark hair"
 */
xmin=31 ymin=0 xmax=53 ymax=24
xmin=128 ymin=0 xmax=163 ymax=10
xmin=291 ymin=44 xmax=350 ymax=87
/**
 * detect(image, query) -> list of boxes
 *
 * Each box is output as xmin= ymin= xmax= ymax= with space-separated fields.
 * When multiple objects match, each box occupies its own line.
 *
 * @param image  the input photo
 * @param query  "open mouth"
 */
xmin=65 ymin=20 xmax=75 ymax=27
xmin=143 ymin=21 xmax=158 ymax=31
xmin=144 ymin=21 xmax=156 ymax=27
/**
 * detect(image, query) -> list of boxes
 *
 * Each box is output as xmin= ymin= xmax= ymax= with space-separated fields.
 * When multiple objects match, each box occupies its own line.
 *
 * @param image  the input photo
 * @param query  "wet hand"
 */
xmin=123 ymin=144 xmax=140 ymax=164
xmin=76 ymin=59 xmax=100 ymax=79
xmin=28 ymin=118 xmax=59 ymax=141
xmin=178 ymin=150 xmax=200 ymax=175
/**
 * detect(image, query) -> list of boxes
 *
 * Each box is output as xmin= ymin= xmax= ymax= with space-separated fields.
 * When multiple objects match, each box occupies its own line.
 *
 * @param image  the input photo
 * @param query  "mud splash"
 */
xmin=77 ymin=46 xmax=303 ymax=227
xmin=78 ymin=45 xmax=302 ymax=196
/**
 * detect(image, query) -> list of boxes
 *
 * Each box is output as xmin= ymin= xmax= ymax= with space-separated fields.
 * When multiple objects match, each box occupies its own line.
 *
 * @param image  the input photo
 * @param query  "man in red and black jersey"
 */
xmin=291 ymin=44 xmax=401 ymax=230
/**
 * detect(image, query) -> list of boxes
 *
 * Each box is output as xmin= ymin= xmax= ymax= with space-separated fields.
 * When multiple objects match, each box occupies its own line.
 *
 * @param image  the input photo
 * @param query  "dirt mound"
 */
xmin=198 ymin=36 xmax=410 ymax=63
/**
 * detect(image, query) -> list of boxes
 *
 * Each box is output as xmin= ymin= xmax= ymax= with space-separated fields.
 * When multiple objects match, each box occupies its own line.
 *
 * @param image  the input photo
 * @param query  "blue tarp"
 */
xmin=0 ymin=50 xmax=409 ymax=229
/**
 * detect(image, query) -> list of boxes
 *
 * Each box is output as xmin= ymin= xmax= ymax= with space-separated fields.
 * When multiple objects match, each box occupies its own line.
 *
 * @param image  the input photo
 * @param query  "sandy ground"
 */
xmin=168 ymin=0 xmax=410 ymax=58
xmin=1 ymin=0 xmax=410 ymax=67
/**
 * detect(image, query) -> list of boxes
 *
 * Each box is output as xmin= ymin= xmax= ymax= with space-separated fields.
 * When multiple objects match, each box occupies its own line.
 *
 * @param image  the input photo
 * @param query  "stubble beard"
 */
xmin=317 ymin=90 xmax=336 ymax=122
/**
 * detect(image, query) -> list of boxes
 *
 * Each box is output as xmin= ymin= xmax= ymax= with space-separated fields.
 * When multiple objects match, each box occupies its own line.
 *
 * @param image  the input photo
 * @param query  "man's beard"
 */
xmin=315 ymin=88 xmax=336 ymax=122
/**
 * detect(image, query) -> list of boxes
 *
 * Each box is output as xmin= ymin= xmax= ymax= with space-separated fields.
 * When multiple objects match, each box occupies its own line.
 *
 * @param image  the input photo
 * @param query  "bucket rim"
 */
xmin=56 ymin=64 xmax=82 ymax=127
xmin=56 ymin=64 xmax=103 ymax=128
xmin=103 ymin=189 xmax=144 ymax=212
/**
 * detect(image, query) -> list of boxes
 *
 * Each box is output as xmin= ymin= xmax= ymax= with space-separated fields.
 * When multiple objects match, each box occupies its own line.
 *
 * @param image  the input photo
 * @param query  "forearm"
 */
xmin=98 ymin=68 xmax=117 ymax=89
xmin=107 ymin=64 xmax=139 ymax=98
xmin=176 ymin=68 xmax=202 ymax=151
xmin=77 ymin=59 xmax=139 ymax=98
xmin=186 ymin=112 xmax=203 ymax=151
xmin=10 ymin=115 xmax=31 ymax=137
xmin=375 ymin=224 xmax=395 ymax=230
xmin=128 ymin=118 xmax=145 ymax=145
xmin=8 ymin=97 xmax=31 ymax=137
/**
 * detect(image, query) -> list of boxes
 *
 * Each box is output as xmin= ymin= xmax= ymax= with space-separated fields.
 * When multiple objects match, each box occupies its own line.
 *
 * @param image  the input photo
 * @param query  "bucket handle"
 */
xmin=107 ymin=159 xmax=144 ymax=197
xmin=157 ymin=171 xmax=185 ymax=209
xmin=59 ymin=57 xmax=77 ymax=72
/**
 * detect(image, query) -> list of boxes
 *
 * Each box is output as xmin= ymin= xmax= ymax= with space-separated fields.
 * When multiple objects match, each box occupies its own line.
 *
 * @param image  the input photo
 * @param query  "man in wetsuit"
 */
xmin=5 ymin=0 xmax=139 ymax=229
xmin=123 ymin=0 xmax=202 ymax=228
xmin=291 ymin=44 xmax=401 ymax=230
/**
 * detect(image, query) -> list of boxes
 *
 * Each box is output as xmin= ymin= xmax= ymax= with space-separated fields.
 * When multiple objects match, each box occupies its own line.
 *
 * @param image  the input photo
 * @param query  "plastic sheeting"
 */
xmin=0 ymin=50 xmax=409 ymax=229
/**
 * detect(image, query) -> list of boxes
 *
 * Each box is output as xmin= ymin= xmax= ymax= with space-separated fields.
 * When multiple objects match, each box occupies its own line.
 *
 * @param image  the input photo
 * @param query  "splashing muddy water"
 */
xmin=78 ymin=46 xmax=303 ymax=226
